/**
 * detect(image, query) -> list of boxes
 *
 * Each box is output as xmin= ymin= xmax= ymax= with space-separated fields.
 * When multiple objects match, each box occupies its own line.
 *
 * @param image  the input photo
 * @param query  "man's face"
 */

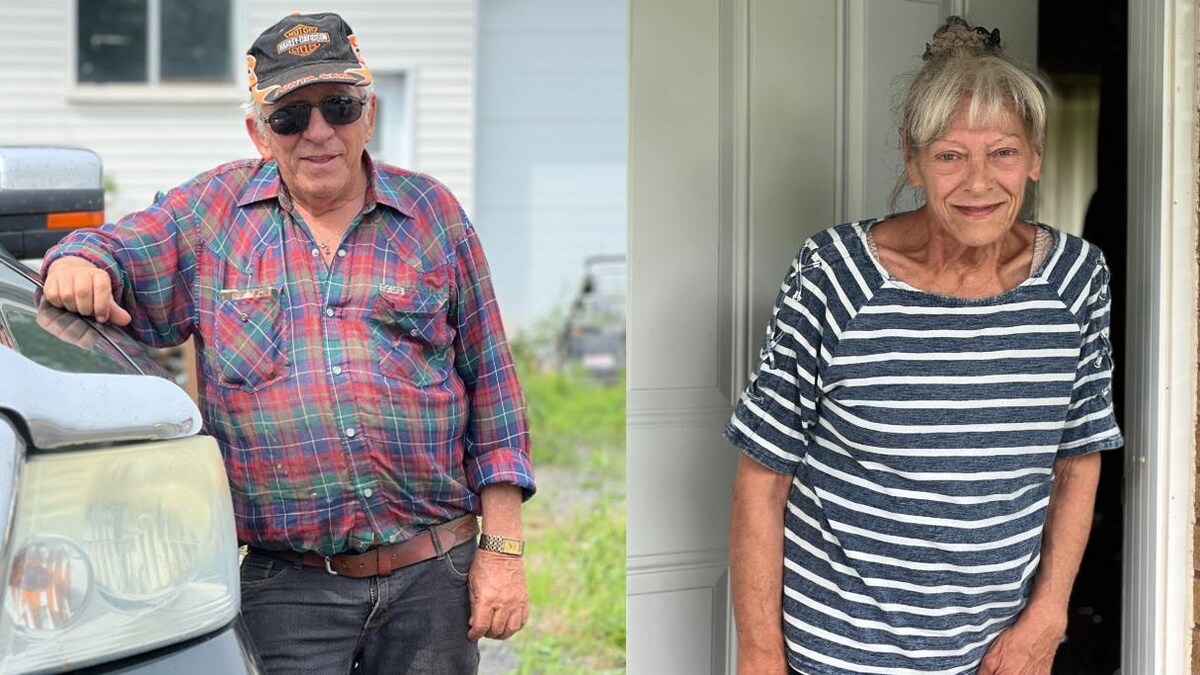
xmin=246 ymin=83 xmax=375 ymax=212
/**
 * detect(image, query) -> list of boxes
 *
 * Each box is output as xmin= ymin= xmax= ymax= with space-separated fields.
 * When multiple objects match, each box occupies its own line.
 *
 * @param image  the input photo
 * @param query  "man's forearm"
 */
xmin=730 ymin=454 xmax=793 ymax=664
xmin=479 ymin=483 xmax=524 ymax=539
xmin=1024 ymin=453 xmax=1102 ymax=620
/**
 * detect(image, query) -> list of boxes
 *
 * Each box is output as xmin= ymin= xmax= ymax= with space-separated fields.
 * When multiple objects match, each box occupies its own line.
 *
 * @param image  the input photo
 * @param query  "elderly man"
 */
xmin=41 ymin=11 xmax=534 ymax=673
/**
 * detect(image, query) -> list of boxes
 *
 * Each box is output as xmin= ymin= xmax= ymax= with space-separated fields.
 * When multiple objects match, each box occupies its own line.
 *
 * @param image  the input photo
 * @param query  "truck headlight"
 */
xmin=0 ymin=437 xmax=239 ymax=673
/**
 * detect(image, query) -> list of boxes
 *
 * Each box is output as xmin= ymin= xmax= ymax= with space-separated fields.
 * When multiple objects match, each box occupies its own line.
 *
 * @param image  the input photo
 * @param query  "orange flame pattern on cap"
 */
xmin=347 ymin=34 xmax=373 ymax=84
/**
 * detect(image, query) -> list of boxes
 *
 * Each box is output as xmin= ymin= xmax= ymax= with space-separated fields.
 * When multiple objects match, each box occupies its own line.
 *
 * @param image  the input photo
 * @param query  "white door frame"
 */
xmin=1123 ymin=0 xmax=1196 ymax=672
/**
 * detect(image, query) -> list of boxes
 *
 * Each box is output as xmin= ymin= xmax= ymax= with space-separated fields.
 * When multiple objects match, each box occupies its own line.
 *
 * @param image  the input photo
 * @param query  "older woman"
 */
xmin=725 ymin=17 xmax=1121 ymax=675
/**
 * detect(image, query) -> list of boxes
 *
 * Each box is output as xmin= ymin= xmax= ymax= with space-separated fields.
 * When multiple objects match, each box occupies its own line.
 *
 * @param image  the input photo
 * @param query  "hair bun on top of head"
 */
xmin=922 ymin=15 xmax=1003 ymax=61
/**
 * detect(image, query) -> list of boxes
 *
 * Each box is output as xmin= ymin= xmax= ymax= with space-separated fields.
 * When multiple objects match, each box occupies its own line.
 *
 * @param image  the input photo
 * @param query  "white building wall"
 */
xmin=0 ymin=1 xmax=475 ymax=219
xmin=475 ymin=0 xmax=626 ymax=331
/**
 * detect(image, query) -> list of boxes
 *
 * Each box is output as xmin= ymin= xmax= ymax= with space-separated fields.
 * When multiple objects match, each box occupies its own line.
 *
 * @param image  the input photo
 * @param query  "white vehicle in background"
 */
xmin=0 ymin=147 xmax=260 ymax=673
xmin=559 ymin=254 xmax=626 ymax=382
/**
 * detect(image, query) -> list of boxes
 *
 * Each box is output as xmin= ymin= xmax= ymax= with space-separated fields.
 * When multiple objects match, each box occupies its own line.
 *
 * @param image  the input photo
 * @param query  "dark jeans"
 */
xmin=239 ymin=541 xmax=478 ymax=674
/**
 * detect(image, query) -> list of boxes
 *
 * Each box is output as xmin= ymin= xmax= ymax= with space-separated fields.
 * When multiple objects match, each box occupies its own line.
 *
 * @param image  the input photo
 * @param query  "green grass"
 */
xmin=511 ymin=344 xmax=626 ymax=673
xmin=517 ymin=366 xmax=625 ymax=469
xmin=517 ymin=477 xmax=626 ymax=673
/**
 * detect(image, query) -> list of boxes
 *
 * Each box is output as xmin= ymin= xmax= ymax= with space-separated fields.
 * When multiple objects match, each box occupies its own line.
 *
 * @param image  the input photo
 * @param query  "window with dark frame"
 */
xmin=77 ymin=0 xmax=233 ymax=85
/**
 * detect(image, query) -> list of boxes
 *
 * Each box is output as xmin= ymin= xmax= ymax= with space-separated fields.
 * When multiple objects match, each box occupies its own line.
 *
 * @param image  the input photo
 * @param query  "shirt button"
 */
xmin=345 ymin=428 xmax=356 ymax=438
xmin=337 ymin=249 xmax=347 ymax=257
xmin=409 ymin=329 xmax=419 ymax=337
xmin=332 ymin=366 xmax=343 ymax=375
xmin=325 ymin=308 xmax=335 ymax=317
xmin=311 ymin=248 xmax=319 ymax=257
xmin=363 ymin=488 xmax=374 ymax=498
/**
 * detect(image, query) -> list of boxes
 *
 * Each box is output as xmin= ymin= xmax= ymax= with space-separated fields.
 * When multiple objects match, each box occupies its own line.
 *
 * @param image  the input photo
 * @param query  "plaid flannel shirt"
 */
xmin=45 ymin=157 xmax=535 ymax=555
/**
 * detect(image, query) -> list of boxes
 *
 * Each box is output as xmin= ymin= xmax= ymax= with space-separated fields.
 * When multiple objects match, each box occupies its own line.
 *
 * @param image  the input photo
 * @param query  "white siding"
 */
xmin=0 ymin=1 xmax=475 ymax=219
xmin=475 ymin=0 xmax=626 ymax=330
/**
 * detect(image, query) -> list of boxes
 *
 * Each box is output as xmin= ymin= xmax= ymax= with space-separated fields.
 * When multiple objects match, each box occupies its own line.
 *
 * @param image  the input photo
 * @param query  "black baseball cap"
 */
xmin=246 ymin=12 xmax=372 ymax=106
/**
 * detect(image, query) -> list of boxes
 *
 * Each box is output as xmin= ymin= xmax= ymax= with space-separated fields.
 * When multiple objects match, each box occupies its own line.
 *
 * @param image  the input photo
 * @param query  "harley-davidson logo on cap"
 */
xmin=277 ymin=24 xmax=329 ymax=57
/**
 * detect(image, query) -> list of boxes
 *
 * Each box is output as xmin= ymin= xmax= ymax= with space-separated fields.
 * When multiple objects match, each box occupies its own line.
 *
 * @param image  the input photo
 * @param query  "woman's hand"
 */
xmin=977 ymin=606 xmax=1066 ymax=675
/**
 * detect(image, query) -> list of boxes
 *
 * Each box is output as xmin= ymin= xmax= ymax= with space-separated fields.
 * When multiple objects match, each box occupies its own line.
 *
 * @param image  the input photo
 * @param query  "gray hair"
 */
xmin=243 ymin=83 xmax=375 ymax=136
xmin=899 ymin=52 xmax=1050 ymax=153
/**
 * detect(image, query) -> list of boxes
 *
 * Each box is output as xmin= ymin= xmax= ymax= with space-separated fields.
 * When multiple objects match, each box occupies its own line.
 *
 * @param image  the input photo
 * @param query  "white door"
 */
xmin=626 ymin=1 xmax=1035 ymax=672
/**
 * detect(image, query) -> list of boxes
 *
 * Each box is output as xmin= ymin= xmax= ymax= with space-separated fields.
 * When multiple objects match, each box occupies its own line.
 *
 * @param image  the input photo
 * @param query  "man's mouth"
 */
xmin=303 ymin=154 xmax=339 ymax=166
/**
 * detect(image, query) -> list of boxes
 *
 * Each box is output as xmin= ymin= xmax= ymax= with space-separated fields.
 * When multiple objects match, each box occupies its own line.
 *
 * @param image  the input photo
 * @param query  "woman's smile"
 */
xmin=954 ymin=202 xmax=1004 ymax=218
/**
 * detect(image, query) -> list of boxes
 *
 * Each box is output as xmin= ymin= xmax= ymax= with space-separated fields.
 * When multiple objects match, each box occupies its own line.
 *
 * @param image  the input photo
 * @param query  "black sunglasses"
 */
xmin=264 ymin=96 xmax=366 ymax=135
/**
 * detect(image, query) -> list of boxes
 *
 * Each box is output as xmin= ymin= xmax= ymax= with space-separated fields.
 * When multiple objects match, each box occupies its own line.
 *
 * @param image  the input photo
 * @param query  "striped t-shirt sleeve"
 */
xmin=725 ymin=241 xmax=826 ymax=474
xmin=1058 ymin=254 xmax=1122 ymax=457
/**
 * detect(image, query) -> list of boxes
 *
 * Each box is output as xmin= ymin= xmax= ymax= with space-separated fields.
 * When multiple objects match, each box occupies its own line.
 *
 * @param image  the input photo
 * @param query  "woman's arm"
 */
xmin=730 ymin=453 xmax=794 ymax=675
xmin=979 ymin=452 xmax=1102 ymax=675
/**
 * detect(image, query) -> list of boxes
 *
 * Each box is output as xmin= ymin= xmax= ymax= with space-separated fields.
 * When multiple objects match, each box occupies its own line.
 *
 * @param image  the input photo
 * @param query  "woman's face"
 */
xmin=905 ymin=102 xmax=1042 ymax=247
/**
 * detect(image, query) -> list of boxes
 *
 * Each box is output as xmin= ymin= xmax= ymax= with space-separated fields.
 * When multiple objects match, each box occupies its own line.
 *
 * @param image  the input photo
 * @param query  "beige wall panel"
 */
xmin=746 ymin=0 xmax=840 ymax=365
xmin=627 ymin=0 xmax=723 ymax=393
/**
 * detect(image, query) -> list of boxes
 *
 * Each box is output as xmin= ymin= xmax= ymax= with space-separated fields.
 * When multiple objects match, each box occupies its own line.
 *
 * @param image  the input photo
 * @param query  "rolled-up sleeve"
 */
xmin=42 ymin=188 xmax=198 ymax=348
xmin=451 ymin=224 xmax=536 ymax=498
xmin=725 ymin=242 xmax=826 ymax=474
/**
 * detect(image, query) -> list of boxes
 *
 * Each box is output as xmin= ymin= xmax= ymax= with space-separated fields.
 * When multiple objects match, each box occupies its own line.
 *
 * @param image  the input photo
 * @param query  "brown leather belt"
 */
xmin=251 ymin=514 xmax=478 ymax=578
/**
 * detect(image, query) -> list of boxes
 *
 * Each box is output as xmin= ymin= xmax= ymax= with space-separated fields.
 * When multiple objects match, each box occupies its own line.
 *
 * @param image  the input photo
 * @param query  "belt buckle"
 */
xmin=323 ymin=555 xmax=339 ymax=576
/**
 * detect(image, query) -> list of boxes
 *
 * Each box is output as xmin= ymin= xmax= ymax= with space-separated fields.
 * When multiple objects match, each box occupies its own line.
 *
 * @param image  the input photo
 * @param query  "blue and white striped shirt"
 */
xmin=726 ymin=220 xmax=1122 ymax=675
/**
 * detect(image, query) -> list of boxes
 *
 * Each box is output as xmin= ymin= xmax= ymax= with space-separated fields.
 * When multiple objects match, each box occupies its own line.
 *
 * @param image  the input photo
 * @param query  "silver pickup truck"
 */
xmin=0 ymin=148 xmax=260 ymax=673
xmin=0 ymin=147 xmax=105 ymax=260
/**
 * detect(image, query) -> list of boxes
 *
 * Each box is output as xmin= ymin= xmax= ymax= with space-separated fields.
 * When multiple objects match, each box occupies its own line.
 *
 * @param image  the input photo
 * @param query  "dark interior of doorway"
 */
xmin=1037 ymin=1 xmax=1127 ymax=673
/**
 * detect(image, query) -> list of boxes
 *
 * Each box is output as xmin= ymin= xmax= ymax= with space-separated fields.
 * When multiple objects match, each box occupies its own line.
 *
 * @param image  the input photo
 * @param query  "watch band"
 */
xmin=478 ymin=533 xmax=524 ymax=556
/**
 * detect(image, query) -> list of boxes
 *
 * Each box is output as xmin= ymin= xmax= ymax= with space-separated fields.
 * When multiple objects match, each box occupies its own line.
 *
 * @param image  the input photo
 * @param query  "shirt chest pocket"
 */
xmin=370 ymin=275 xmax=455 ymax=387
xmin=214 ymin=288 xmax=287 ymax=391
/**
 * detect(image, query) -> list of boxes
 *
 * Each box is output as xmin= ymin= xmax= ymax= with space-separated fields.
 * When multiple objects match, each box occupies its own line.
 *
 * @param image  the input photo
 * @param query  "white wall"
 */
xmin=475 ymin=0 xmax=627 ymax=330
xmin=0 ymin=1 xmax=476 ymax=219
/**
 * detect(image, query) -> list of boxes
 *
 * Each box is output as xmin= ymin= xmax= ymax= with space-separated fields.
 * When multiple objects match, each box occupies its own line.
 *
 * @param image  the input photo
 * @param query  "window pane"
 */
xmin=0 ymin=263 xmax=168 ymax=378
xmin=161 ymin=0 xmax=232 ymax=82
xmin=77 ymin=0 xmax=147 ymax=84
xmin=2 ymin=304 xmax=127 ymax=375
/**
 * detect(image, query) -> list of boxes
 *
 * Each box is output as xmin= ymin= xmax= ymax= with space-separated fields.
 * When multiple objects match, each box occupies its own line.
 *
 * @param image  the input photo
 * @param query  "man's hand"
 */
xmin=466 ymin=549 xmax=528 ymax=640
xmin=978 ymin=607 xmax=1066 ymax=675
xmin=42 ymin=256 xmax=131 ymax=326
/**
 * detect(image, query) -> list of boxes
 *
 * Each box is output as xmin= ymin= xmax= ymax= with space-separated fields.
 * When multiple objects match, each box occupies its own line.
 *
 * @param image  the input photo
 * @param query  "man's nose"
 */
xmin=301 ymin=105 xmax=336 ymax=140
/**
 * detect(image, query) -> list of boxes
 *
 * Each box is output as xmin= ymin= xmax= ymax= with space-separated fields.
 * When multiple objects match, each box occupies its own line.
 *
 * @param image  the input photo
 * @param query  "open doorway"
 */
xmin=1037 ymin=1 xmax=1127 ymax=672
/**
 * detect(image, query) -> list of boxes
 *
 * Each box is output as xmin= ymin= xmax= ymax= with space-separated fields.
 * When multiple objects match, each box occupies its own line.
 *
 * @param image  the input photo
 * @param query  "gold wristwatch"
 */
xmin=478 ymin=533 xmax=524 ymax=556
